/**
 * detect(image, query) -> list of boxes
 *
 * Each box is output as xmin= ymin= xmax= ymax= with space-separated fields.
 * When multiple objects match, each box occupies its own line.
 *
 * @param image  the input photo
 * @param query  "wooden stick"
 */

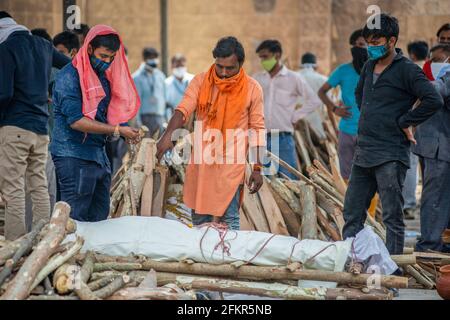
xmin=92 ymin=260 xmax=408 ymax=288
xmin=405 ymin=265 xmax=434 ymax=289
xmin=169 ymin=274 xmax=392 ymax=300
xmin=28 ymin=295 xmax=79 ymax=301
xmin=108 ymin=286 xmax=195 ymax=300
xmin=0 ymin=220 xmax=46 ymax=288
xmin=74 ymin=251 xmax=99 ymax=300
xmin=0 ymin=235 xmax=28 ymax=266
xmin=87 ymin=276 xmax=117 ymax=292
xmin=1 ymin=203 xmax=71 ymax=300
xmin=298 ymin=183 xmax=317 ymax=240
xmin=317 ymin=207 xmax=341 ymax=241
xmin=390 ymin=255 xmax=417 ymax=266
xmin=140 ymin=140 xmax=156 ymax=216
xmin=30 ymin=237 xmax=84 ymax=292
xmin=151 ymin=165 xmax=169 ymax=218
xmin=257 ymin=179 xmax=289 ymax=236
xmin=267 ymin=181 xmax=301 ymax=237
xmin=93 ymin=275 xmax=127 ymax=299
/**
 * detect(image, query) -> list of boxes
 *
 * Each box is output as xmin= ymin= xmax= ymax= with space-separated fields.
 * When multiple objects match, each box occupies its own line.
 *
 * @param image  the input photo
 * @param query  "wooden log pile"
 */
xmin=109 ymin=128 xmax=170 ymax=219
xmin=0 ymin=202 xmax=83 ymax=300
xmin=3 ymin=201 xmax=441 ymax=300
xmin=108 ymin=122 xmax=439 ymax=291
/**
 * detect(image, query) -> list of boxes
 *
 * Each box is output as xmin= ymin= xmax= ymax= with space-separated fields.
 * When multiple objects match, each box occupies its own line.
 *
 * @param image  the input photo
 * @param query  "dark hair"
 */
xmin=256 ymin=39 xmax=282 ymax=55
xmin=430 ymin=44 xmax=450 ymax=55
xmin=0 ymin=11 xmax=12 ymax=19
xmin=171 ymin=53 xmax=186 ymax=65
xmin=31 ymin=28 xmax=52 ymax=42
xmin=90 ymin=34 xmax=120 ymax=52
xmin=124 ymin=46 xmax=128 ymax=56
xmin=437 ymin=23 xmax=450 ymax=37
xmin=53 ymin=31 xmax=80 ymax=52
xmin=362 ymin=13 xmax=399 ymax=43
xmin=213 ymin=36 xmax=246 ymax=63
xmin=142 ymin=47 xmax=159 ymax=60
xmin=407 ymin=41 xmax=429 ymax=61
xmin=73 ymin=23 xmax=90 ymax=37
xmin=301 ymin=52 xmax=317 ymax=65
xmin=349 ymin=29 xmax=364 ymax=46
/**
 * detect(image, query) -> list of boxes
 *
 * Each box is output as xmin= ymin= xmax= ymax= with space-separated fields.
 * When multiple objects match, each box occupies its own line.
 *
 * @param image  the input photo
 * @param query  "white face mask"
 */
xmin=431 ymin=58 xmax=450 ymax=80
xmin=172 ymin=66 xmax=187 ymax=79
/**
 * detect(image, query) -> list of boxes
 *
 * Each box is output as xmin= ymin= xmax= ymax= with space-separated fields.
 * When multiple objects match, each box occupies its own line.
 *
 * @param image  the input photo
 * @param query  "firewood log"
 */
xmin=0 ymin=220 xmax=46 ymax=287
xmin=74 ymin=251 xmax=99 ymax=300
xmin=93 ymin=275 xmax=128 ymax=299
xmin=298 ymin=184 xmax=317 ymax=240
xmin=30 ymin=237 xmax=84 ymax=292
xmin=1 ymin=203 xmax=71 ymax=300
xmin=108 ymin=286 xmax=195 ymax=300
xmin=91 ymin=259 xmax=408 ymax=288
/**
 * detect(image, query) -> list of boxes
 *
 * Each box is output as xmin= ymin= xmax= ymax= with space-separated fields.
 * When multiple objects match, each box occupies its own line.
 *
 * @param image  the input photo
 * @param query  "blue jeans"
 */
xmin=191 ymin=186 xmax=242 ymax=230
xmin=266 ymin=132 xmax=299 ymax=180
xmin=52 ymin=156 xmax=111 ymax=222
xmin=343 ymin=161 xmax=407 ymax=255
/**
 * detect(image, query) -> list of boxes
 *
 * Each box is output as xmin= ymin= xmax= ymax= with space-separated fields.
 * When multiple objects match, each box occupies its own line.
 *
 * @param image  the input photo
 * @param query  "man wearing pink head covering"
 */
xmin=50 ymin=25 xmax=141 ymax=222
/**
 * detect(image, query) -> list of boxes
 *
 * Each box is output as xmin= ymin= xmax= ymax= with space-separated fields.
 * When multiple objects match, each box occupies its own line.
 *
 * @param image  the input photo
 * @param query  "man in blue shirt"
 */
xmin=165 ymin=54 xmax=194 ymax=119
xmin=133 ymin=47 xmax=167 ymax=138
xmin=318 ymin=29 xmax=368 ymax=180
xmin=51 ymin=28 xmax=140 ymax=222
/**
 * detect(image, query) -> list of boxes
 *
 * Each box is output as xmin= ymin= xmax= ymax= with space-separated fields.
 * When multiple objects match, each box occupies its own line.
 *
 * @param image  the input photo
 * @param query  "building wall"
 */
xmin=0 ymin=0 xmax=63 ymax=37
xmin=332 ymin=0 xmax=450 ymax=70
xmin=2 ymin=0 xmax=450 ymax=76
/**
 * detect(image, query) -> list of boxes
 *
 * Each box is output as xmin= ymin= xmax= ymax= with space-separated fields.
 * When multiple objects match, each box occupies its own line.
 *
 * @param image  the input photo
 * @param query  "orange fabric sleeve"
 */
xmin=176 ymin=73 xmax=204 ymax=122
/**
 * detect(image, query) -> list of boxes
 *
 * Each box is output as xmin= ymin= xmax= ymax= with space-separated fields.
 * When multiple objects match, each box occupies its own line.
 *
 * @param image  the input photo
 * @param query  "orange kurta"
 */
xmin=176 ymin=72 xmax=266 ymax=217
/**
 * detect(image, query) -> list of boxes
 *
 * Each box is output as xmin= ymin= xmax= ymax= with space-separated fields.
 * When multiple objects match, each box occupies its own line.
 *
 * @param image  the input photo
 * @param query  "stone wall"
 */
xmin=2 ymin=0 xmax=450 ymax=75
xmin=0 ymin=0 xmax=63 ymax=37
xmin=332 ymin=0 xmax=450 ymax=70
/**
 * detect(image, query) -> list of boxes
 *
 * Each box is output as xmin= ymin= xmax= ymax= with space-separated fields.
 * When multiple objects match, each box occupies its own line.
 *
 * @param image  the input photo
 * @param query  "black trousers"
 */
xmin=416 ymin=157 xmax=450 ymax=253
xmin=342 ymin=161 xmax=408 ymax=255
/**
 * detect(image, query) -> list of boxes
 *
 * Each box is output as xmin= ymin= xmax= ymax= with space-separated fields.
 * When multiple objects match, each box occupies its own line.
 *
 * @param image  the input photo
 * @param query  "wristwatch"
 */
xmin=113 ymin=125 xmax=120 ymax=138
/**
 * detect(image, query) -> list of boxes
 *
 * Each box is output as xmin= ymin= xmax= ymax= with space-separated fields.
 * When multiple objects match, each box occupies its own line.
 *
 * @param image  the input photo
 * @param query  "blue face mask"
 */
xmin=367 ymin=44 xmax=389 ymax=60
xmin=90 ymin=55 xmax=111 ymax=73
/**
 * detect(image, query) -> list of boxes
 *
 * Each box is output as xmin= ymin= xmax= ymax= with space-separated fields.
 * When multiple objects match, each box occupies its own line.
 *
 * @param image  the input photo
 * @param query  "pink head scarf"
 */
xmin=72 ymin=25 xmax=140 ymax=125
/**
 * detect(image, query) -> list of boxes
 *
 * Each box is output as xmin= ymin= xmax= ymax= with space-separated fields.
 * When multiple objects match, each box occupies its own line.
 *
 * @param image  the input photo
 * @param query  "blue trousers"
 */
xmin=416 ymin=157 xmax=450 ymax=253
xmin=53 ymin=156 xmax=111 ymax=222
xmin=192 ymin=186 xmax=242 ymax=230
xmin=343 ymin=161 xmax=407 ymax=255
xmin=266 ymin=132 xmax=299 ymax=180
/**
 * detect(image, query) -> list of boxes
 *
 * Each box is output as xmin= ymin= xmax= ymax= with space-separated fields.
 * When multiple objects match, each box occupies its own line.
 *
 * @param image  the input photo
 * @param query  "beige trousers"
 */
xmin=0 ymin=126 xmax=50 ymax=240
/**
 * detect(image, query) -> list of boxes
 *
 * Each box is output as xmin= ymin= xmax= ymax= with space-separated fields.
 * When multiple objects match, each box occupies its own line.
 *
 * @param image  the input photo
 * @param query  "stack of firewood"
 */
xmin=109 ymin=128 xmax=169 ymax=220
xmin=0 ymin=202 xmax=408 ymax=300
xmin=1 ymin=202 xmax=446 ymax=300
xmin=107 ymin=123 xmax=440 ymax=291
xmin=0 ymin=202 xmax=82 ymax=300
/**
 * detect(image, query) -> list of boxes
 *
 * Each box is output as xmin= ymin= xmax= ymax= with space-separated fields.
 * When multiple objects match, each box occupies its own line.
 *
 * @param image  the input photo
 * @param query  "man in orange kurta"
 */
xmin=157 ymin=37 xmax=266 ymax=230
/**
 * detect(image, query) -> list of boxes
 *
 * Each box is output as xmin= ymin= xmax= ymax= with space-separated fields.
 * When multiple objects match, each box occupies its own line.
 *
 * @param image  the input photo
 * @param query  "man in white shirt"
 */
xmin=165 ymin=54 xmax=194 ymax=120
xmin=253 ymin=40 xmax=322 ymax=179
xmin=298 ymin=52 xmax=329 ymax=140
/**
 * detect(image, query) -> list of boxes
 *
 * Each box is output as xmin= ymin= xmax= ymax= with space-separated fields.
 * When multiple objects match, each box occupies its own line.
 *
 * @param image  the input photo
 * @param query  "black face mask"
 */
xmin=351 ymin=46 xmax=369 ymax=75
